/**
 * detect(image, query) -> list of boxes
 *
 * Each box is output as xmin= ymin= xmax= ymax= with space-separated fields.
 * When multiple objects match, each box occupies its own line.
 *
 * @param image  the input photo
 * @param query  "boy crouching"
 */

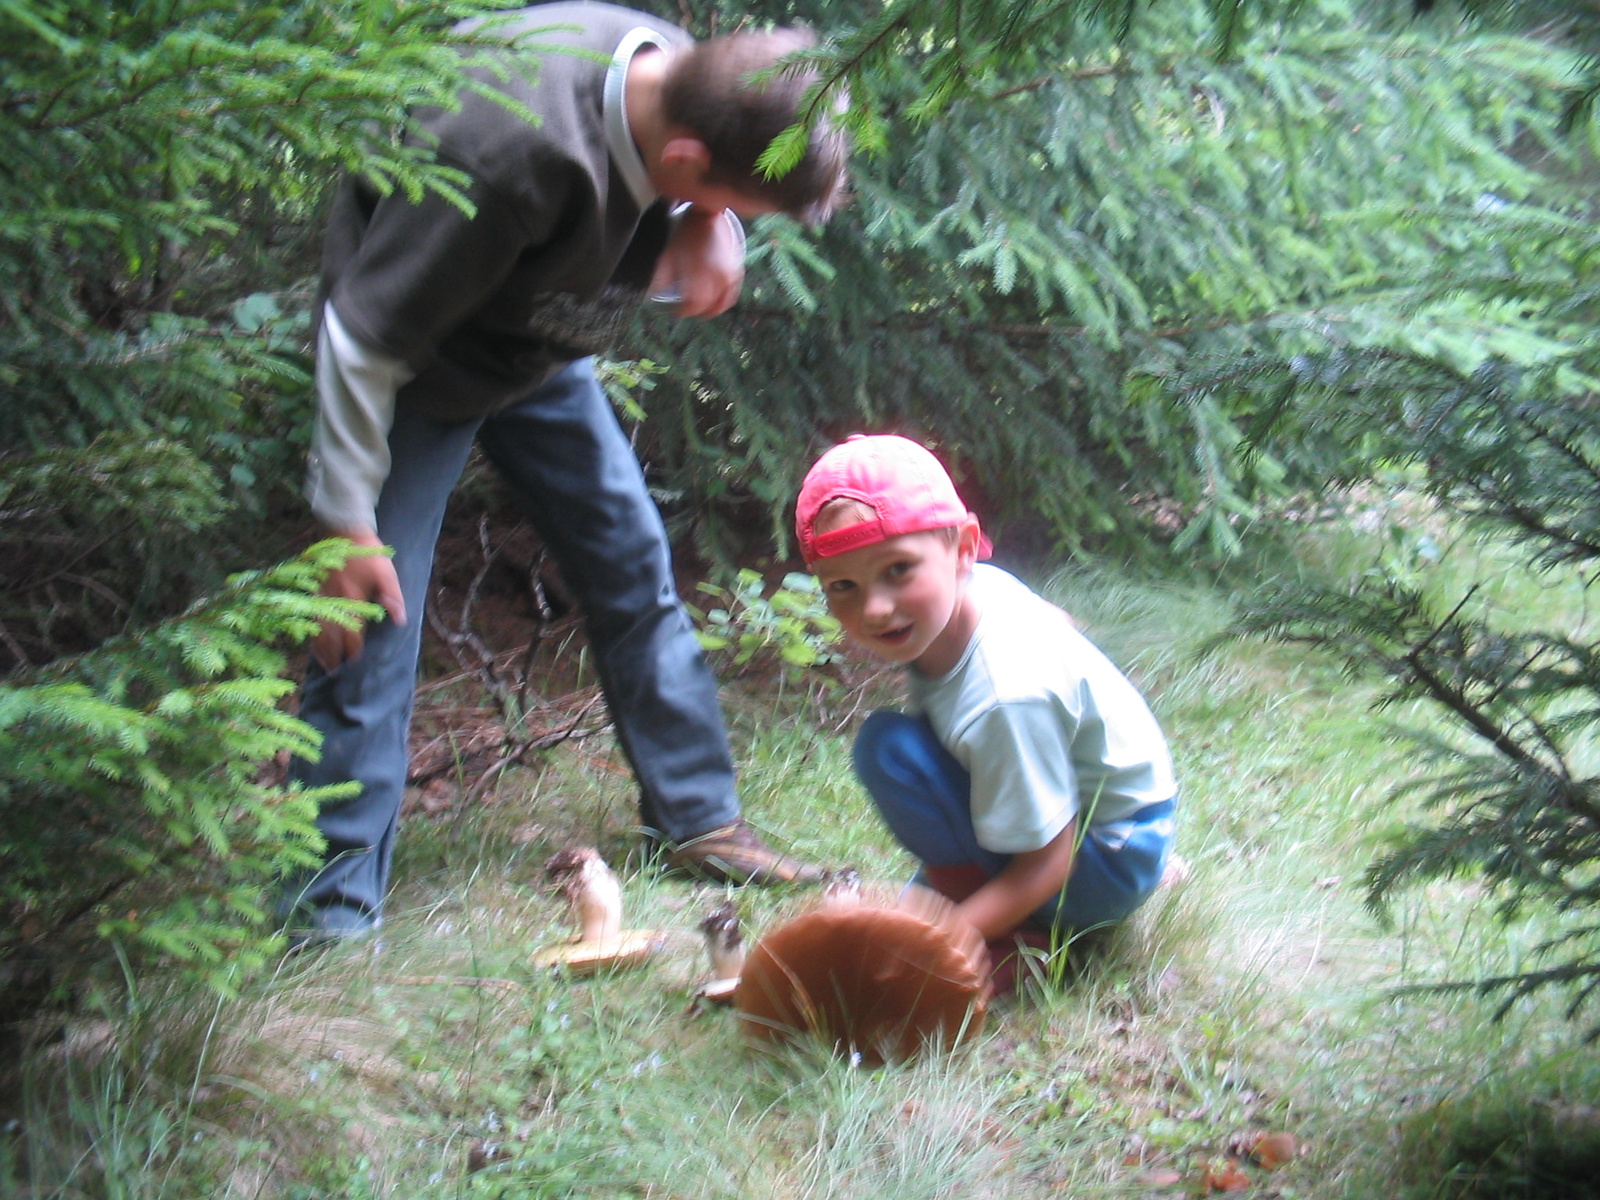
xmin=796 ymin=434 xmax=1179 ymax=990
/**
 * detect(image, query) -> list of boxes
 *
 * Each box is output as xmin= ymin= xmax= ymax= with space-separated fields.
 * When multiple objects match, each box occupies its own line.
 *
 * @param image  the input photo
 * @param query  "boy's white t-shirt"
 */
xmin=907 ymin=565 xmax=1177 ymax=855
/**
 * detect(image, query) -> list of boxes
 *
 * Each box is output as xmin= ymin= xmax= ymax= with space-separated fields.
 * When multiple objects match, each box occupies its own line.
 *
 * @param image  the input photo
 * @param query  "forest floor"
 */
xmin=5 ymin=497 xmax=1600 ymax=1199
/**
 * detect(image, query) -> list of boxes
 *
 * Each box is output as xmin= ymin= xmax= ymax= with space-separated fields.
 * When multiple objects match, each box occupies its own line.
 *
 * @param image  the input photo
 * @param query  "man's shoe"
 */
xmin=666 ymin=820 xmax=825 ymax=885
xmin=283 ymin=902 xmax=382 ymax=955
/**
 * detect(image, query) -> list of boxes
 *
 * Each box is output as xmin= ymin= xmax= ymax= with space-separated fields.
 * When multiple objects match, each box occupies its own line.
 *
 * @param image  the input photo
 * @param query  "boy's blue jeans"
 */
xmin=853 ymin=711 xmax=1176 ymax=932
xmin=285 ymin=359 xmax=740 ymax=926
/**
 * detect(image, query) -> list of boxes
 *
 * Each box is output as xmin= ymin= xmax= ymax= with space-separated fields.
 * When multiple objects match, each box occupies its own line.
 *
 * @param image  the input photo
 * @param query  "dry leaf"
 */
xmin=1136 ymin=1168 xmax=1183 ymax=1186
xmin=1204 ymin=1157 xmax=1252 ymax=1192
xmin=418 ymin=777 xmax=455 ymax=815
xmin=467 ymin=1140 xmax=510 ymax=1174
xmin=1251 ymin=1132 xmax=1296 ymax=1169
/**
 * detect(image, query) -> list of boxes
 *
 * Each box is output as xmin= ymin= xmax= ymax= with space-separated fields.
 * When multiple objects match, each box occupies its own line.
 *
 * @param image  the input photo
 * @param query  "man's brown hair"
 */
xmin=661 ymin=27 xmax=850 ymax=224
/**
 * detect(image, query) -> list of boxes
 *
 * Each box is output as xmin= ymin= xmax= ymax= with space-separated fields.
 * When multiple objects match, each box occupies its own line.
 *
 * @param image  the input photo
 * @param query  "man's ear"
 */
xmin=658 ymin=136 xmax=712 ymax=177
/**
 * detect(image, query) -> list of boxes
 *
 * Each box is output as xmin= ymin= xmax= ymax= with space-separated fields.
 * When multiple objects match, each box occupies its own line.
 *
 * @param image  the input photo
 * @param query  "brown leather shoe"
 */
xmin=666 ymin=820 xmax=825 ymax=886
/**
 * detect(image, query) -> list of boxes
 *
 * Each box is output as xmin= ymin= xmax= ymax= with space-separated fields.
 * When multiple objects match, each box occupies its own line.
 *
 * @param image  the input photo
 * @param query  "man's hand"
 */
xmin=312 ymin=528 xmax=406 ymax=673
xmin=650 ymin=206 xmax=744 ymax=317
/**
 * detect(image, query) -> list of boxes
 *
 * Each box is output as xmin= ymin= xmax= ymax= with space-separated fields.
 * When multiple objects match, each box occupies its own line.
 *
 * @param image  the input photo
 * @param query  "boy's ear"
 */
xmin=956 ymin=516 xmax=982 ymax=569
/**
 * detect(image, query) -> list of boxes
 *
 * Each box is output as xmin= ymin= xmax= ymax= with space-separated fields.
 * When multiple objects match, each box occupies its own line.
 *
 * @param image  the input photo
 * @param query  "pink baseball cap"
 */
xmin=795 ymin=434 xmax=992 ymax=563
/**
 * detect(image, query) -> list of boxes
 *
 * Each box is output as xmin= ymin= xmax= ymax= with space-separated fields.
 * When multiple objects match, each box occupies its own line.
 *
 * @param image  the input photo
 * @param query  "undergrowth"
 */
xmin=4 ymin=511 xmax=1596 ymax=1200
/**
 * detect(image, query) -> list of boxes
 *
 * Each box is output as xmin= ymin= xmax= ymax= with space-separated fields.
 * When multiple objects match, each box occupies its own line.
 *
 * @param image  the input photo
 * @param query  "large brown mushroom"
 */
xmin=735 ymin=885 xmax=990 ymax=1066
xmin=531 ymin=847 xmax=662 ymax=976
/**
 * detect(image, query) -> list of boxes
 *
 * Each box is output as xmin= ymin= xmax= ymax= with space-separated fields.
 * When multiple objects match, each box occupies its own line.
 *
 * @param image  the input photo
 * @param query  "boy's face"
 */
xmin=812 ymin=523 xmax=980 ymax=676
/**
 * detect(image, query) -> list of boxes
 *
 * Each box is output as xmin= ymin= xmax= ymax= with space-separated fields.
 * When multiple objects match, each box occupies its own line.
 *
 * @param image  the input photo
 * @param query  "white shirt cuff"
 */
xmin=305 ymin=303 xmax=414 ymax=532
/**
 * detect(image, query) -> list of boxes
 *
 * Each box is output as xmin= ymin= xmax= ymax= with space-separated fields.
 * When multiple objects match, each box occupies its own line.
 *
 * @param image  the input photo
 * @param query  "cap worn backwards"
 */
xmin=795 ymin=434 xmax=992 ymax=563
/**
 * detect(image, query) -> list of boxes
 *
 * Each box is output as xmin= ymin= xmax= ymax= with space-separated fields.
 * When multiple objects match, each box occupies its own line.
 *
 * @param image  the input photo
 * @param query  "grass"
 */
xmin=5 ymin=511 xmax=1599 ymax=1199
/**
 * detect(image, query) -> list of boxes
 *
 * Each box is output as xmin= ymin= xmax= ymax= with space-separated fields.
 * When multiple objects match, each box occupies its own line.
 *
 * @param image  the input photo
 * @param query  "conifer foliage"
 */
xmin=629 ymin=0 xmax=1584 ymax=563
xmin=1222 ymin=243 xmax=1600 ymax=1023
xmin=634 ymin=0 xmax=1600 ymax=1025
xmin=0 ymin=545 xmax=375 ymax=993
xmin=0 ymin=0 xmax=495 ymax=992
xmin=1 ymin=0 xmax=493 ymax=453
xmin=1 ymin=0 xmax=504 ymax=657
xmin=1155 ymin=2 xmax=1600 ymax=1025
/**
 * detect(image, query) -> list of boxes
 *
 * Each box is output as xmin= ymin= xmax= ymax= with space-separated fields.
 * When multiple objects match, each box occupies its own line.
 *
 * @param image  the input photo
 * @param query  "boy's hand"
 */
xmin=954 ymin=821 xmax=1079 ymax=941
xmin=651 ymin=206 xmax=744 ymax=317
xmin=312 ymin=528 xmax=406 ymax=673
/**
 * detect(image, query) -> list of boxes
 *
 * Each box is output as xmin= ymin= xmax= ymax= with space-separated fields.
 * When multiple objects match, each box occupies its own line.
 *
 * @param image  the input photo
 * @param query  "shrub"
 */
xmin=0 ymin=541 xmax=376 ymax=996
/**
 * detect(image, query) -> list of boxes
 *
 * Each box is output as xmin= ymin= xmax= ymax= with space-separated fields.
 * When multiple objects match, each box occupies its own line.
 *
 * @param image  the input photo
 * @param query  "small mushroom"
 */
xmin=699 ymin=901 xmax=745 ymax=979
xmin=822 ymin=867 xmax=862 ymax=907
xmin=693 ymin=901 xmax=744 ymax=1005
xmin=531 ymin=847 xmax=662 ymax=975
xmin=545 ymin=846 xmax=622 ymax=941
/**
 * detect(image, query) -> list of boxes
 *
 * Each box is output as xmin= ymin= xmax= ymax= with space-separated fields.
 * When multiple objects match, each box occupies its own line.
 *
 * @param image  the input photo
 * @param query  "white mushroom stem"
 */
xmin=694 ymin=976 xmax=739 ymax=1005
xmin=546 ymin=847 xmax=624 ymax=943
xmin=699 ymin=902 xmax=745 ymax=980
xmin=571 ymin=856 xmax=622 ymax=942
xmin=710 ymin=937 xmax=746 ymax=981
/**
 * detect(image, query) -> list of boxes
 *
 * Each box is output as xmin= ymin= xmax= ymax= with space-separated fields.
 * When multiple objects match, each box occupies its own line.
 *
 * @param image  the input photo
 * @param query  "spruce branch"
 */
xmin=1399 ymin=592 xmax=1555 ymax=773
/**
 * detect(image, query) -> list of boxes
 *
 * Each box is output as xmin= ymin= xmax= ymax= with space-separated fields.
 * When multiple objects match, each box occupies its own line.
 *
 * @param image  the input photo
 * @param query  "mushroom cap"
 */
xmin=735 ymin=886 xmax=990 ymax=1066
xmin=544 ymin=845 xmax=602 ymax=879
xmin=698 ymin=901 xmax=741 ymax=944
xmin=821 ymin=867 xmax=863 ymax=905
xmin=531 ymin=929 xmax=663 ymax=976
xmin=695 ymin=977 xmax=740 ymax=1005
xmin=545 ymin=847 xmax=615 ymax=902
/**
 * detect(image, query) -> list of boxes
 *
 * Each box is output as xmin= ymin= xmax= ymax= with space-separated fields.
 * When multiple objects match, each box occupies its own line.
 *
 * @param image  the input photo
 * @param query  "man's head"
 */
xmin=657 ymin=27 xmax=849 ymax=224
xmin=796 ymin=435 xmax=988 ymax=672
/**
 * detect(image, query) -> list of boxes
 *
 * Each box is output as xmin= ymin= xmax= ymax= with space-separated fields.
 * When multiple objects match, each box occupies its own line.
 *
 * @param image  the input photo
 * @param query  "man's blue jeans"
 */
xmin=285 ymin=359 xmax=740 ymax=924
xmin=853 ymin=711 xmax=1175 ymax=931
